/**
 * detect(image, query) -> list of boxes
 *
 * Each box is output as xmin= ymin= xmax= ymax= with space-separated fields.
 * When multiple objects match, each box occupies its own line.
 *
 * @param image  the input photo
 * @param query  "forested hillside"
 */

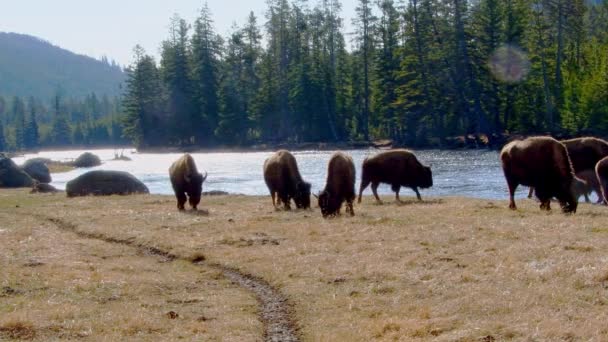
xmin=0 ymin=32 xmax=124 ymax=99
xmin=122 ymin=0 xmax=608 ymax=148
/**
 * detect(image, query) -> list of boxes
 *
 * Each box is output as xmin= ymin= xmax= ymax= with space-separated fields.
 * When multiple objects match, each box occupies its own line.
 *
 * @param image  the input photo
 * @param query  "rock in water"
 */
xmin=21 ymin=159 xmax=52 ymax=183
xmin=73 ymin=152 xmax=102 ymax=168
xmin=0 ymin=155 xmax=34 ymax=188
xmin=66 ymin=170 xmax=149 ymax=197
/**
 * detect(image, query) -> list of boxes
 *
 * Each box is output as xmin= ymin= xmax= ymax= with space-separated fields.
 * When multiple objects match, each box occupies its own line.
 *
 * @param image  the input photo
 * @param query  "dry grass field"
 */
xmin=2 ymin=189 xmax=608 ymax=341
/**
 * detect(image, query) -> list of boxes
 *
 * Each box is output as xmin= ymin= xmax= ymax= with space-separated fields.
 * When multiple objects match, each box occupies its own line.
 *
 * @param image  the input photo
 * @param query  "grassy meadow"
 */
xmin=2 ymin=189 xmax=608 ymax=341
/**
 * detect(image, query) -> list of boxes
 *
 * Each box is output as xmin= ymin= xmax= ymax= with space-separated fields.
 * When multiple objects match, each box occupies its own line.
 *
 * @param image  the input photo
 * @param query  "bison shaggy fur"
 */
xmin=169 ymin=154 xmax=207 ymax=211
xmin=263 ymin=150 xmax=311 ymax=210
xmin=317 ymin=152 xmax=356 ymax=218
xmin=358 ymin=149 xmax=432 ymax=203
xmin=500 ymin=137 xmax=581 ymax=213
xmin=562 ymin=137 xmax=608 ymax=173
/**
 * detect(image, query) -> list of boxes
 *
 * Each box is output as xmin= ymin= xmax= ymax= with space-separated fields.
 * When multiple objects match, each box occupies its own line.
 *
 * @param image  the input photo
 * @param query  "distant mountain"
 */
xmin=0 ymin=32 xmax=125 ymax=99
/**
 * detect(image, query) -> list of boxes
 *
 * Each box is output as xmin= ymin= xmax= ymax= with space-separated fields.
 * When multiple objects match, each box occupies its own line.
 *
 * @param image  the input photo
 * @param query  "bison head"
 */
xmin=317 ymin=190 xmax=341 ymax=218
xmin=294 ymin=181 xmax=311 ymax=209
xmin=559 ymin=176 xmax=584 ymax=213
xmin=186 ymin=171 xmax=208 ymax=210
xmin=420 ymin=165 xmax=433 ymax=189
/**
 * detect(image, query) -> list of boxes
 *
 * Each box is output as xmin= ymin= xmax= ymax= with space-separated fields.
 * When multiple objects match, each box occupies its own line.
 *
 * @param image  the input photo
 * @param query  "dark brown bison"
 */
xmin=317 ymin=152 xmax=356 ymax=218
xmin=528 ymin=137 xmax=608 ymax=199
xmin=263 ymin=150 xmax=311 ymax=210
xmin=596 ymin=156 xmax=608 ymax=205
xmin=562 ymin=137 xmax=608 ymax=172
xmin=169 ymin=154 xmax=207 ymax=211
xmin=358 ymin=149 xmax=432 ymax=203
xmin=501 ymin=137 xmax=582 ymax=213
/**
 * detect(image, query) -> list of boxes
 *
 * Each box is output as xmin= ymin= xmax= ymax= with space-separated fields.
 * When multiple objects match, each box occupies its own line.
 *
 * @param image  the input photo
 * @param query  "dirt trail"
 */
xmin=40 ymin=216 xmax=300 ymax=342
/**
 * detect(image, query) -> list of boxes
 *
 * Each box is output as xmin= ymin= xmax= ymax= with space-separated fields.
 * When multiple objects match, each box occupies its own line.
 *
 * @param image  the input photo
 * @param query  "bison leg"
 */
xmin=176 ymin=193 xmax=187 ymax=211
xmin=271 ymin=191 xmax=277 ymax=208
xmin=527 ymin=187 xmax=534 ymax=199
xmin=358 ymin=179 xmax=371 ymax=204
xmin=279 ymin=192 xmax=291 ymax=210
xmin=346 ymin=200 xmax=355 ymax=216
xmin=540 ymin=200 xmax=551 ymax=211
xmin=412 ymin=187 xmax=422 ymax=201
xmin=371 ymin=182 xmax=382 ymax=204
xmin=505 ymin=175 xmax=518 ymax=210
xmin=584 ymin=193 xmax=590 ymax=203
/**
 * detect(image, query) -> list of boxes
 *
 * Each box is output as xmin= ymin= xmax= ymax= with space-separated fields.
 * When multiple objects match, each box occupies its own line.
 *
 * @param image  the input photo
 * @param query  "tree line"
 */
xmin=3 ymin=0 xmax=607 ymax=152
xmin=122 ymin=0 xmax=608 ymax=149
xmin=0 ymin=92 xmax=127 ymax=151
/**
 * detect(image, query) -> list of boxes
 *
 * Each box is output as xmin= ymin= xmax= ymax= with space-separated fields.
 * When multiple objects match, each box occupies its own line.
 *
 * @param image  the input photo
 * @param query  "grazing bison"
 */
xmin=317 ymin=152 xmax=356 ymax=218
xmin=169 ymin=154 xmax=207 ymax=211
xmin=501 ymin=137 xmax=582 ymax=213
xmin=358 ymin=149 xmax=432 ymax=203
xmin=528 ymin=137 xmax=608 ymax=199
xmin=263 ymin=150 xmax=311 ymax=210
xmin=596 ymin=157 xmax=608 ymax=205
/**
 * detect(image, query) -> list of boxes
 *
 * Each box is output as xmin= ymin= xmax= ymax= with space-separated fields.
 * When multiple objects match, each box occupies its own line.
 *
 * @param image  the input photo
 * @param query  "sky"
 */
xmin=0 ymin=0 xmax=357 ymax=67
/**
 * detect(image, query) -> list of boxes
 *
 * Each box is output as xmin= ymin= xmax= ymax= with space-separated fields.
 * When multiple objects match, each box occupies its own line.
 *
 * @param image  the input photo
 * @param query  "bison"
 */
xmin=169 ymin=154 xmax=207 ymax=211
xmin=358 ymin=149 xmax=432 ymax=204
xmin=562 ymin=137 xmax=608 ymax=172
xmin=317 ymin=152 xmax=356 ymax=218
xmin=528 ymin=137 xmax=608 ymax=199
xmin=263 ymin=150 xmax=311 ymax=210
xmin=501 ymin=136 xmax=582 ymax=213
xmin=596 ymin=156 xmax=608 ymax=205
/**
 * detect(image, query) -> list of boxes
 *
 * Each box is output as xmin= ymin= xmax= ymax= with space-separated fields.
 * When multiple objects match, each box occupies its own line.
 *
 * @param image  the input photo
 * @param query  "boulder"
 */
xmin=73 ymin=152 xmax=102 ymax=168
xmin=0 ymin=155 xmax=34 ymax=188
xmin=66 ymin=170 xmax=149 ymax=197
xmin=22 ymin=159 xmax=52 ymax=183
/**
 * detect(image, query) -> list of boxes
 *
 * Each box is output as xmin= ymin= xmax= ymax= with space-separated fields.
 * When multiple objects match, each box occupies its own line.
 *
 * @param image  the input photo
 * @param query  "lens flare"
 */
xmin=488 ymin=45 xmax=530 ymax=83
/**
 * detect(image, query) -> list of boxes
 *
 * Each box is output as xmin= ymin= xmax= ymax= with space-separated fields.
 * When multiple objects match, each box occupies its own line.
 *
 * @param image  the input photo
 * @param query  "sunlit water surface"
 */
xmin=13 ymin=148 xmax=522 ymax=200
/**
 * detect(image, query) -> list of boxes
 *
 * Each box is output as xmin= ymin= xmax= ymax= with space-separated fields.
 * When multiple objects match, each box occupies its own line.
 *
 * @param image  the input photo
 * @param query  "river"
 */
xmin=13 ymin=148 xmax=521 ymax=200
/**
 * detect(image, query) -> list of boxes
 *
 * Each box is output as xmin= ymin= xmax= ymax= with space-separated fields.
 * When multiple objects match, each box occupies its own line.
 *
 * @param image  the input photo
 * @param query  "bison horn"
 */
xmin=202 ymin=171 xmax=208 ymax=182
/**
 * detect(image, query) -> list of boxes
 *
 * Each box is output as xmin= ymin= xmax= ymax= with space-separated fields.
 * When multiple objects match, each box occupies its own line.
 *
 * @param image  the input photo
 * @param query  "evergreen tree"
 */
xmin=24 ymin=96 xmax=40 ymax=149
xmin=161 ymin=15 xmax=196 ymax=146
xmin=122 ymin=45 xmax=165 ymax=148
xmin=12 ymin=96 xmax=26 ymax=149
xmin=0 ymin=120 xmax=6 ymax=152
xmin=192 ymin=3 xmax=222 ymax=145
xmin=353 ymin=0 xmax=377 ymax=140
xmin=50 ymin=93 xmax=72 ymax=146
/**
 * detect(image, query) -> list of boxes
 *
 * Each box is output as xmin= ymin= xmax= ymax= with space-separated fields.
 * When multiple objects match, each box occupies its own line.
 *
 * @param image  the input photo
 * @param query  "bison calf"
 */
xmin=501 ymin=137 xmax=581 ymax=213
xmin=263 ymin=150 xmax=311 ymax=210
xmin=317 ymin=152 xmax=356 ymax=218
xmin=358 ymin=149 xmax=432 ymax=203
xmin=169 ymin=154 xmax=207 ymax=211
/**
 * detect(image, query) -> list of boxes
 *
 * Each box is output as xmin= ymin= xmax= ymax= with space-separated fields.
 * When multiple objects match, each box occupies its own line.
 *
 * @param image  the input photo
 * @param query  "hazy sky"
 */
xmin=0 ymin=0 xmax=357 ymax=67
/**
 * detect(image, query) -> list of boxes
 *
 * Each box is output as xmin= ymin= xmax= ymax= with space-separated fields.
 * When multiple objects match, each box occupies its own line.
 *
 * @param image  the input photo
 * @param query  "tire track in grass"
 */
xmin=40 ymin=216 xmax=300 ymax=342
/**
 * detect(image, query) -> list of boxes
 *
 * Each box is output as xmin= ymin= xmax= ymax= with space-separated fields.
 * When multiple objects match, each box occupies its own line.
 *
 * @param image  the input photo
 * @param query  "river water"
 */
xmin=13 ymin=148 xmax=520 ymax=200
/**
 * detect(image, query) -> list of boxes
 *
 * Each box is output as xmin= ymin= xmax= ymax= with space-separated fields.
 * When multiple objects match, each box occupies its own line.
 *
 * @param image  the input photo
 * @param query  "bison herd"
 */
xmin=167 ymin=135 xmax=608 ymax=217
xmin=501 ymin=136 xmax=608 ymax=213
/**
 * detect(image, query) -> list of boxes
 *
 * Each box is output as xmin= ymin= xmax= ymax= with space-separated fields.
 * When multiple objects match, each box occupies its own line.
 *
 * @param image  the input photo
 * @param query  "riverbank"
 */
xmin=2 ymin=190 xmax=608 ymax=341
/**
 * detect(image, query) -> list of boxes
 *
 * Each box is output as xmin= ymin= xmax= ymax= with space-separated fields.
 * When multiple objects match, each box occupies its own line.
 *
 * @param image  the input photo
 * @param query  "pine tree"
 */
xmin=161 ymin=15 xmax=196 ymax=146
xmin=122 ymin=45 xmax=165 ymax=148
xmin=12 ymin=96 xmax=26 ymax=149
xmin=216 ymin=27 xmax=249 ymax=145
xmin=373 ymin=0 xmax=400 ymax=139
xmin=192 ymin=3 xmax=222 ymax=145
xmin=24 ymin=97 xmax=40 ymax=149
xmin=50 ymin=93 xmax=72 ymax=146
xmin=352 ymin=0 xmax=377 ymax=141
